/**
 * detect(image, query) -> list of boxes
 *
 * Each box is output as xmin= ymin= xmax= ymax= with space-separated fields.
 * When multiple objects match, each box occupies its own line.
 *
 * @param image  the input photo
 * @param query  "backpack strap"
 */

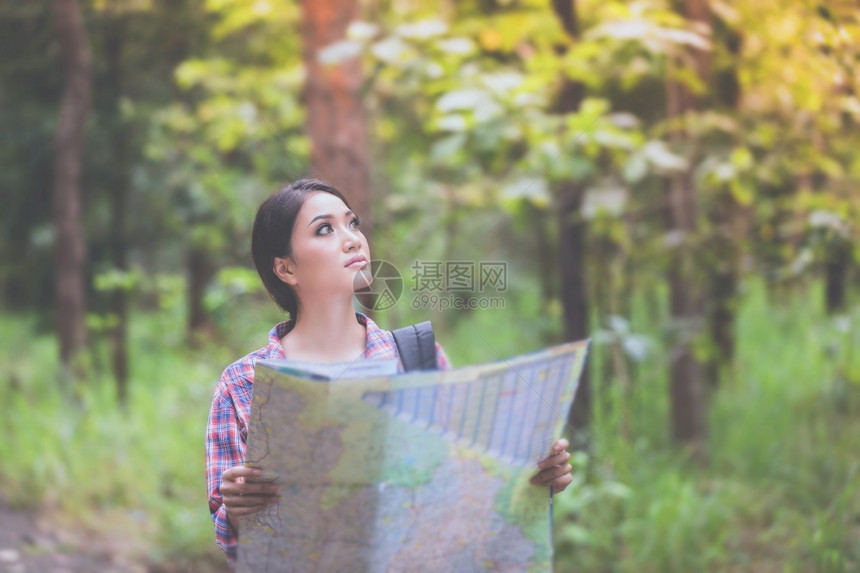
xmin=392 ymin=321 xmax=438 ymax=372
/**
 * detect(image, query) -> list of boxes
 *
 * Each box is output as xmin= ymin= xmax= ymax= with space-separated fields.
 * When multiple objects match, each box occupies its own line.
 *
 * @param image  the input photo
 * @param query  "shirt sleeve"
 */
xmin=205 ymin=371 xmax=247 ymax=567
xmin=435 ymin=342 xmax=453 ymax=370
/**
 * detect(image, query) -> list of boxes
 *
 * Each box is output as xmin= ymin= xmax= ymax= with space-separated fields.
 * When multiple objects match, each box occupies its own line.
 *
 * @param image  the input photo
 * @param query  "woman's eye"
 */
xmin=316 ymin=218 xmax=359 ymax=236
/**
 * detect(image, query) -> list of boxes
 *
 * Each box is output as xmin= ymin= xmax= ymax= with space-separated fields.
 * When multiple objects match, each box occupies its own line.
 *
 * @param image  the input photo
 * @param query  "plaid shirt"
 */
xmin=205 ymin=311 xmax=451 ymax=566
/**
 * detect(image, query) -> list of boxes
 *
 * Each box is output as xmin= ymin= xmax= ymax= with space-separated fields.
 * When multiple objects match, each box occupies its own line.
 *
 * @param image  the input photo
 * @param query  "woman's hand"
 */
xmin=530 ymin=438 xmax=573 ymax=495
xmin=220 ymin=466 xmax=280 ymax=530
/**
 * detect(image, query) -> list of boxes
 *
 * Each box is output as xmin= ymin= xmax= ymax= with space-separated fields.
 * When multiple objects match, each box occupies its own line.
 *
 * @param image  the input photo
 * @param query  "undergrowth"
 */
xmin=0 ymin=279 xmax=857 ymax=570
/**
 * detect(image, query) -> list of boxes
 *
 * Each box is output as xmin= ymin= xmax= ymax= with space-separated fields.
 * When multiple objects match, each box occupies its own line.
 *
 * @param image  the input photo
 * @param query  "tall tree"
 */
xmin=825 ymin=238 xmax=852 ymax=313
xmin=820 ymin=6 xmax=857 ymax=315
xmin=103 ymin=8 xmax=130 ymax=402
xmin=52 ymin=0 xmax=92 ymax=369
xmin=665 ymin=0 xmax=710 ymax=451
xmin=300 ymin=0 xmax=371 ymax=230
xmin=550 ymin=0 xmax=592 ymax=443
xmin=705 ymin=18 xmax=744 ymax=387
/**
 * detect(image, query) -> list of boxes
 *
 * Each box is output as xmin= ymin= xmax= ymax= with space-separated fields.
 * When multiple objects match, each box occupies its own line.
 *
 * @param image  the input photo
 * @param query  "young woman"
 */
xmin=205 ymin=178 xmax=574 ymax=565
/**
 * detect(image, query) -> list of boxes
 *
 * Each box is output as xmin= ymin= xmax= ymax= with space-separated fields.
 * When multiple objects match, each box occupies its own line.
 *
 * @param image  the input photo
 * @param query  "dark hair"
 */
xmin=251 ymin=178 xmax=354 ymax=317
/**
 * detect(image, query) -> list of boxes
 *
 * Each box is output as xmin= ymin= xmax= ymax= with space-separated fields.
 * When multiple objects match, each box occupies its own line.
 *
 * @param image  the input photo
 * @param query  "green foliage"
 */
xmin=554 ymin=281 xmax=860 ymax=572
xmin=1 ymin=0 xmax=859 ymax=569
xmin=0 ymin=302 xmax=243 ymax=564
xmin=3 ymin=279 xmax=859 ymax=569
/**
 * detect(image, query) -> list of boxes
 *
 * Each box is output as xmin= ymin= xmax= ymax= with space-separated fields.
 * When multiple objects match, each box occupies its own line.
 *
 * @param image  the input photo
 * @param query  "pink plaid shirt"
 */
xmin=205 ymin=311 xmax=451 ymax=565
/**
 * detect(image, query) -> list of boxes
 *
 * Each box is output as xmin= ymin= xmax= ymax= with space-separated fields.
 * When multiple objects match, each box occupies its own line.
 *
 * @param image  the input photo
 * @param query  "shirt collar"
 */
xmin=265 ymin=311 xmax=395 ymax=361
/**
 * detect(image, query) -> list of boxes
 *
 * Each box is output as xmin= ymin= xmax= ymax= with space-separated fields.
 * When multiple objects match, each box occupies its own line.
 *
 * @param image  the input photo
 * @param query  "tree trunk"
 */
xmin=525 ymin=200 xmax=555 ymax=307
xmin=52 ymin=0 xmax=92 ymax=370
xmin=706 ymin=250 xmax=736 ymax=386
xmin=551 ymin=0 xmax=591 ymax=444
xmin=665 ymin=0 xmax=710 ymax=452
xmin=105 ymin=12 xmax=130 ymax=404
xmin=188 ymin=247 xmax=216 ymax=346
xmin=825 ymin=238 xmax=851 ymax=314
xmin=557 ymin=186 xmax=591 ymax=441
xmin=705 ymin=20 xmax=743 ymax=389
xmin=300 ymin=0 xmax=371 ymax=232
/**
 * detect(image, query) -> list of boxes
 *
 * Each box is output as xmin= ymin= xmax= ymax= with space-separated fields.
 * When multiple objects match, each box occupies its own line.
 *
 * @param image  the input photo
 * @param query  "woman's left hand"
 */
xmin=530 ymin=438 xmax=572 ymax=495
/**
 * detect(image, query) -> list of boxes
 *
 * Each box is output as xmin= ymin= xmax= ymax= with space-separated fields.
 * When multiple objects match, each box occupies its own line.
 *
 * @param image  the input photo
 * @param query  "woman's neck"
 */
xmin=281 ymin=296 xmax=367 ymax=363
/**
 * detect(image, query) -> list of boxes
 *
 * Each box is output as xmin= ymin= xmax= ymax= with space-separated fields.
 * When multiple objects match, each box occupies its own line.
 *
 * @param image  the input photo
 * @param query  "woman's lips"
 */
xmin=345 ymin=257 xmax=368 ymax=268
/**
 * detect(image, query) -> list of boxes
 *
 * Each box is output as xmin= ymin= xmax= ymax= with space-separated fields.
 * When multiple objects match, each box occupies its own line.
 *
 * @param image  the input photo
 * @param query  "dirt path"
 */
xmin=0 ymin=501 xmax=230 ymax=573
xmin=0 ymin=504 xmax=135 ymax=573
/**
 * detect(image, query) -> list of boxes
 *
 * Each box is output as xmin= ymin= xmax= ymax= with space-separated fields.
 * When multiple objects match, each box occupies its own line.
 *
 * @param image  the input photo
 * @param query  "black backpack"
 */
xmin=391 ymin=321 xmax=438 ymax=372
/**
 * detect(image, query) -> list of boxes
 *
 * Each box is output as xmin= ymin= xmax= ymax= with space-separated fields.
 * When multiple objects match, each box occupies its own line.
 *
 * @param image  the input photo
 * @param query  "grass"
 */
xmin=0 ymin=303 xmax=235 ymax=567
xmin=553 ymin=280 xmax=860 ymax=572
xmin=0 ymin=278 xmax=858 ymax=570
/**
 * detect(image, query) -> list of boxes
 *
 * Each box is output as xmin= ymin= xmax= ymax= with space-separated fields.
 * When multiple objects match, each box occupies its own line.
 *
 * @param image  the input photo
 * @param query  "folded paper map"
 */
xmin=237 ymin=339 xmax=590 ymax=572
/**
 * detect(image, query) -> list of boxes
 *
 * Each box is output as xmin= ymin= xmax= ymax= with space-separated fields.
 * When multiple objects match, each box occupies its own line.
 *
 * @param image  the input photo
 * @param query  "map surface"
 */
xmin=237 ymin=340 xmax=589 ymax=573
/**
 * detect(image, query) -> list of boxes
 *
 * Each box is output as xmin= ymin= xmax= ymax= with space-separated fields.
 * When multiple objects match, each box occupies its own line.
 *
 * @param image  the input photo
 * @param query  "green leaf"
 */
xmin=435 ymin=37 xmax=476 ymax=56
xmin=730 ymin=147 xmax=753 ymax=170
xmin=729 ymin=179 xmax=754 ymax=206
xmin=395 ymin=19 xmax=448 ymax=40
xmin=318 ymin=40 xmax=362 ymax=65
xmin=623 ymin=153 xmax=648 ymax=183
xmin=371 ymin=36 xmax=409 ymax=63
xmin=501 ymin=177 xmax=550 ymax=207
xmin=430 ymin=133 xmax=466 ymax=161
xmin=436 ymin=89 xmax=492 ymax=113
xmin=346 ymin=21 xmax=379 ymax=41
xmin=642 ymin=141 xmax=687 ymax=172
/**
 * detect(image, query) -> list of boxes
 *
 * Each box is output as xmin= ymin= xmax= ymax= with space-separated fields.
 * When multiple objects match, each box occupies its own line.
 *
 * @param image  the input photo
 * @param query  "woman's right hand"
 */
xmin=220 ymin=466 xmax=280 ymax=530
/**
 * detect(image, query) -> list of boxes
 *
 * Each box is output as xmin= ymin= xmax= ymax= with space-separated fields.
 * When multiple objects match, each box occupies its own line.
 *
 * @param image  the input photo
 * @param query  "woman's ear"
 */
xmin=273 ymin=256 xmax=298 ymax=286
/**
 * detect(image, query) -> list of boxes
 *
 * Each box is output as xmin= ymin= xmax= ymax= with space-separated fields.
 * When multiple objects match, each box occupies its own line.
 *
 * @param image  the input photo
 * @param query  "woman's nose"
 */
xmin=343 ymin=227 xmax=360 ymax=249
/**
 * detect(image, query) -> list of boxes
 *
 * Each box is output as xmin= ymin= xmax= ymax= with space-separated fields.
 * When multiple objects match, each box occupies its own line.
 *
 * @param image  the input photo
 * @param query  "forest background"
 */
xmin=0 ymin=0 xmax=858 ymax=571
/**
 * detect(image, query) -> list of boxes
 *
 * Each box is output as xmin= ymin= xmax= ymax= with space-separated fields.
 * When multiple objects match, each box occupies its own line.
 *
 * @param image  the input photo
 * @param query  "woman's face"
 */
xmin=274 ymin=191 xmax=372 ymax=299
